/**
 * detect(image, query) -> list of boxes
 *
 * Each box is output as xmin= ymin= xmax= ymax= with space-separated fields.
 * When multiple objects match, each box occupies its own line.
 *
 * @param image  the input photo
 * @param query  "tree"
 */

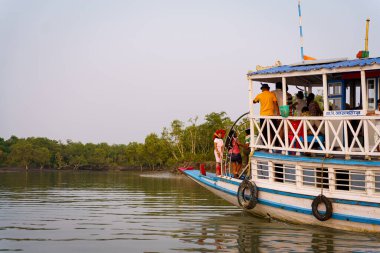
xmin=32 ymin=147 xmax=50 ymax=169
xmin=8 ymin=140 xmax=33 ymax=170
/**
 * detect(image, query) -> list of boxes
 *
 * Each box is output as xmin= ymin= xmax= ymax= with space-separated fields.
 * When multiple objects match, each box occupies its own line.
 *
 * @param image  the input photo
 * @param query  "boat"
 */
xmin=180 ymin=56 xmax=380 ymax=232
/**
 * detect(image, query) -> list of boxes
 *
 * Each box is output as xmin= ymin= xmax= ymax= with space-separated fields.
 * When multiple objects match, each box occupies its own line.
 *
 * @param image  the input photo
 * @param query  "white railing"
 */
xmin=251 ymin=115 xmax=380 ymax=158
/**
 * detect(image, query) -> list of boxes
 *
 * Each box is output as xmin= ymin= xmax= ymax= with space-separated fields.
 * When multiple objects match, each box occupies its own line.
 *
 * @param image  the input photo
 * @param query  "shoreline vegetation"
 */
xmin=0 ymin=112 xmax=233 ymax=173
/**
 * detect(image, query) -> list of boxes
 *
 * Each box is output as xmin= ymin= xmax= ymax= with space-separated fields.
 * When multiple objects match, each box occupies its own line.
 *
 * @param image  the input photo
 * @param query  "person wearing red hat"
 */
xmin=213 ymin=129 xmax=225 ymax=176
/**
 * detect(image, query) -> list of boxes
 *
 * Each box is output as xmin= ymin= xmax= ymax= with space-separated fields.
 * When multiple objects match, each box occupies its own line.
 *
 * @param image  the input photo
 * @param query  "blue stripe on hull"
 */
xmin=184 ymin=170 xmax=380 ymax=225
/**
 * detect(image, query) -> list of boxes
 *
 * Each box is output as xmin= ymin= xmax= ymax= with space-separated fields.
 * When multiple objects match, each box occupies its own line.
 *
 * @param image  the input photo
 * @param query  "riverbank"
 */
xmin=0 ymin=161 xmax=217 ymax=174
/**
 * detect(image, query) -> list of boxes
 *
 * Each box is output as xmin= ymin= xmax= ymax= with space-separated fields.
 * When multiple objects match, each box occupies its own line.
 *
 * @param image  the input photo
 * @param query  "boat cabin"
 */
xmin=247 ymin=57 xmax=380 ymax=160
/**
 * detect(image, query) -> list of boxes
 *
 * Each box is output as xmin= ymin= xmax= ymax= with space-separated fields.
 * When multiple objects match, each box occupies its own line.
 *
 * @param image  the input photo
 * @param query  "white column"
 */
xmin=282 ymin=77 xmax=287 ymax=105
xmin=328 ymin=167 xmax=335 ymax=193
xmin=322 ymin=73 xmax=329 ymax=113
xmin=307 ymin=86 xmax=312 ymax=96
xmin=361 ymin=70 xmax=368 ymax=113
xmin=248 ymin=79 xmax=255 ymax=150
xmin=295 ymin=164 xmax=302 ymax=188
xmin=366 ymin=170 xmax=375 ymax=196
xmin=323 ymin=73 xmax=330 ymax=156
xmin=268 ymin=161 xmax=274 ymax=182
xmin=282 ymin=77 xmax=288 ymax=154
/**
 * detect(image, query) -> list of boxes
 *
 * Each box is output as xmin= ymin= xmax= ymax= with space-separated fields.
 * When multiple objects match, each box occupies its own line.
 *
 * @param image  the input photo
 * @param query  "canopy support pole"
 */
xmin=248 ymin=78 xmax=255 ymax=151
xmin=361 ymin=70 xmax=368 ymax=113
xmin=323 ymin=73 xmax=329 ymax=113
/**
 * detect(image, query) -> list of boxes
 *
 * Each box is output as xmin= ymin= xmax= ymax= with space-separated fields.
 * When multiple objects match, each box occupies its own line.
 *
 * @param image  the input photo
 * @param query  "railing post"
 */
xmin=296 ymin=164 xmax=302 ymax=188
xmin=251 ymin=159 xmax=258 ymax=180
xmin=267 ymin=118 xmax=272 ymax=153
xmin=268 ymin=161 xmax=274 ymax=182
xmin=366 ymin=170 xmax=375 ymax=196
xmin=325 ymin=118 xmax=330 ymax=155
xmin=364 ymin=119 xmax=370 ymax=159
xmin=303 ymin=119 xmax=308 ymax=151
xmin=284 ymin=119 xmax=289 ymax=155
xmin=344 ymin=119 xmax=350 ymax=159
xmin=328 ymin=167 xmax=335 ymax=193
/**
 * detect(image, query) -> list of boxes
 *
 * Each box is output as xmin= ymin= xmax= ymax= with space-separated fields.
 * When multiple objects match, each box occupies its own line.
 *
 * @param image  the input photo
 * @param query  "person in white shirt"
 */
xmin=272 ymin=82 xmax=293 ymax=116
xmin=213 ymin=129 xmax=225 ymax=175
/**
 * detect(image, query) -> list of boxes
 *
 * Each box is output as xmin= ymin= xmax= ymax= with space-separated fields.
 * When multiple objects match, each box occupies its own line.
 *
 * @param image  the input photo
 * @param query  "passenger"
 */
xmin=242 ymin=128 xmax=251 ymax=166
xmin=253 ymin=83 xmax=279 ymax=145
xmin=272 ymin=82 xmax=293 ymax=115
xmin=226 ymin=130 xmax=242 ymax=178
xmin=307 ymin=93 xmax=323 ymax=116
xmin=301 ymin=106 xmax=311 ymax=116
xmin=293 ymin=91 xmax=307 ymax=116
xmin=272 ymin=82 xmax=292 ymax=146
xmin=213 ymin=129 xmax=226 ymax=175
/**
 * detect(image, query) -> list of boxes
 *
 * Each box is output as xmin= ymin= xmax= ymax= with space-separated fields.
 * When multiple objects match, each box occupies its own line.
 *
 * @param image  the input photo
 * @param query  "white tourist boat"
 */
xmin=180 ymin=57 xmax=380 ymax=232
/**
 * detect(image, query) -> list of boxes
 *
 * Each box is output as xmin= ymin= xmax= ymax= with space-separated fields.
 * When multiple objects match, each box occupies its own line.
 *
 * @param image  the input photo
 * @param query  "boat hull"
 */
xmin=181 ymin=168 xmax=380 ymax=233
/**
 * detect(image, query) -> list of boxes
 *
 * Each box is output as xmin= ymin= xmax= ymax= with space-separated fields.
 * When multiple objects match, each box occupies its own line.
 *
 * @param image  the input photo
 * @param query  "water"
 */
xmin=0 ymin=170 xmax=379 ymax=252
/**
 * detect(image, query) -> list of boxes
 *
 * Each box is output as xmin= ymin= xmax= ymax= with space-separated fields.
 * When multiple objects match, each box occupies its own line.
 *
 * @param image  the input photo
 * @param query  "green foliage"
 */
xmin=1 ymin=111 xmax=234 ymax=170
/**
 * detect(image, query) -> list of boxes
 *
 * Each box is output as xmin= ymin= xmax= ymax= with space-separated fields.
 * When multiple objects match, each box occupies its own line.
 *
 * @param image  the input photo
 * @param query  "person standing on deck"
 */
xmin=272 ymin=82 xmax=292 ymax=116
xmin=253 ymin=83 xmax=280 ymax=145
xmin=272 ymin=82 xmax=292 ymax=145
xmin=213 ymin=129 xmax=226 ymax=175
xmin=226 ymin=130 xmax=242 ymax=178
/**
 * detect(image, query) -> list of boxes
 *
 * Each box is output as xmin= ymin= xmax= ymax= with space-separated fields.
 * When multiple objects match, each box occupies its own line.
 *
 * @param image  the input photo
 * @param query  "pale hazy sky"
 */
xmin=1 ymin=0 xmax=380 ymax=144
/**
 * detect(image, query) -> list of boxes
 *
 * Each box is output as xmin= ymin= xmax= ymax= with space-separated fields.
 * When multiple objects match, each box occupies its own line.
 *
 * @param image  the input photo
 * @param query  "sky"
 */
xmin=1 ymin=0 xmax=380 ymax=144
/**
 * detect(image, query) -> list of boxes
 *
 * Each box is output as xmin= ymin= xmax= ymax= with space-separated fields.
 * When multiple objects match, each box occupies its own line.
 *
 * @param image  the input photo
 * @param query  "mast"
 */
xmin=298 ymin=0 xmax=304 ymax=61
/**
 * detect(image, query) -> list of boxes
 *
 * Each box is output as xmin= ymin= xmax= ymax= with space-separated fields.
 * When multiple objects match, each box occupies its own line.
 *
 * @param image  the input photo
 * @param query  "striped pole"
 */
xmin=298 ymin=0 xmax=304 ymax=61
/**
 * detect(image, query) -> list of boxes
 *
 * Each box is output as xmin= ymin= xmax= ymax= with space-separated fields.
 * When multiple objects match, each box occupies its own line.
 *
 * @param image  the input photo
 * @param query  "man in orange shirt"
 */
xmin=253 ymin=83 xmax=279 ymax=145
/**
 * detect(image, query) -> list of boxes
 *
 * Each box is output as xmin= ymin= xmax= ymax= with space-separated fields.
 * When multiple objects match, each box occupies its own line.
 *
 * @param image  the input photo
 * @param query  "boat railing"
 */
xmin=250 ymin=115 xmax=380 ymax=159
xmin=253 ymin=159 xmax=380 ymax=196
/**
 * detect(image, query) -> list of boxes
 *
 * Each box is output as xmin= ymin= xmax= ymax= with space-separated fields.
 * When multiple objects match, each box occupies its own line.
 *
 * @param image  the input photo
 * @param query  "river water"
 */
xmin=0 ymin=170 xmax=379 ymax=252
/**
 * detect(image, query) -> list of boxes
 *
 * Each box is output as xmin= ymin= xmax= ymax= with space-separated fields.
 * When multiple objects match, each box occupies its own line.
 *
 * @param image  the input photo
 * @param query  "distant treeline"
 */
xmin=0 ymin=112 xmax=233 ymax=170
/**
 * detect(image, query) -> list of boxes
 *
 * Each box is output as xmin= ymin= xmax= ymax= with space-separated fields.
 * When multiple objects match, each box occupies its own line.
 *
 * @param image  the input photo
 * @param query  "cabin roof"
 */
xmin=248 ymin=57 xmax=380 ymax=86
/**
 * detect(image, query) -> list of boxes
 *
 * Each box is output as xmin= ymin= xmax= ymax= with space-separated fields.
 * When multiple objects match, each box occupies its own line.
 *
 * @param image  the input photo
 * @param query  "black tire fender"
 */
xmin=311 ymin=194 xmax=333 ymax=221
xmin=237 ymin=179 xmax=258 ymax=209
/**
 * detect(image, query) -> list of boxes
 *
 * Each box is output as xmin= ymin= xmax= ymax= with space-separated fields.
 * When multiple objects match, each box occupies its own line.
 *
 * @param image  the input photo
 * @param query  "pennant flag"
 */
xmin=303 ymin=55 xmax=316 ymax=61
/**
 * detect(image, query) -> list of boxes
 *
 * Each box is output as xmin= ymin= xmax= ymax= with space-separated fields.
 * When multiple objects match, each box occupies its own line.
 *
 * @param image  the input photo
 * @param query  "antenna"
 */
xmin=356 ymin=18 xmax=370 ymax=58
xmin=365 ymin=18 xmax=370 ymax=52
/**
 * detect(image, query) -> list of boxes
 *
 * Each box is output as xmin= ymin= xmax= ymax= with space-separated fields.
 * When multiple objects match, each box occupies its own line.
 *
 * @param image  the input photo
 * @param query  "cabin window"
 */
xmin=328 ymin=81 xmax=343 ymax=110
xmin=303 ymin=167 xmax=328 ymax=188
xmin=257 ymin=160 xmax=269 ymax=180
xmin=328 ymin=82 xmax=342 ymax=96
xmin=367 ymin=78 xmax=376 ymax=110
xmin=375 ymin=173 xmax=380 ymax=192
xmin=335 ymin=170 xmax=365 ymax=191
xmin=272 ymin=163 xmax=296 ymax=184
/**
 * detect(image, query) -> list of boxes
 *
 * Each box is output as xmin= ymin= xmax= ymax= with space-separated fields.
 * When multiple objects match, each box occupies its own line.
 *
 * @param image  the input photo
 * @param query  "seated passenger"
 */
xmin=293 ymin=91 xmax=307 ymax=116
xmin=301 ymin=106 xmax=310 ymax=116
xmin=307 ymin=93 xmax=323 ymax=116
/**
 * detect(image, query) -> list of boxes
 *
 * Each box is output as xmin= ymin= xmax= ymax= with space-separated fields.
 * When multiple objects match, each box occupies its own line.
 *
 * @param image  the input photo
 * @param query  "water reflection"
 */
xmin=0 ymin=170 xmax=379 ymax=252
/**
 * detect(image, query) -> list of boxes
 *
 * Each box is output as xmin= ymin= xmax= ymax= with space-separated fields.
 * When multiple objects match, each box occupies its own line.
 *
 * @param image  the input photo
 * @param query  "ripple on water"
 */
xmin=1 ymin=171 xmax=380 ymax=252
